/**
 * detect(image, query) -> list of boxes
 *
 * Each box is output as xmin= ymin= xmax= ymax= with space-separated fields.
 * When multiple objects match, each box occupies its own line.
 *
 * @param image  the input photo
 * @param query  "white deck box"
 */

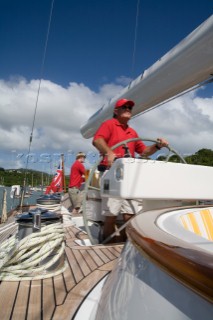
xmin=100 ymin=158 xmax=213 ymax=201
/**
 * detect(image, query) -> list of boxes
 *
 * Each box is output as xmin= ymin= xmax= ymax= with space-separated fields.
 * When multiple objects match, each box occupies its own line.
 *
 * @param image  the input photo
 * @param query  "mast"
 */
xmin=41 ymin=172 xmax=44 ymax=188
xmin=1 ymin=189 xmax=7 ymax=223
xmin=61 ymin=154 xmax=66 ymax=193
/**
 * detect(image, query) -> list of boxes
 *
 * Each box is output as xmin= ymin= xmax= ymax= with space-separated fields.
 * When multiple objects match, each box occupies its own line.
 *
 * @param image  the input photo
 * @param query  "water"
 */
xmin=0 ymin=186 xmax=44 ymax=216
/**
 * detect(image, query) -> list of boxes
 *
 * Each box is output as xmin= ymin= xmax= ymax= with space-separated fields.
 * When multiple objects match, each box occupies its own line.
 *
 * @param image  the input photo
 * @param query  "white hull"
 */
xmin=94 ymin=241 xmax=212 ymax=320
xmin=74 ymin=205 xmax=213 ymax=319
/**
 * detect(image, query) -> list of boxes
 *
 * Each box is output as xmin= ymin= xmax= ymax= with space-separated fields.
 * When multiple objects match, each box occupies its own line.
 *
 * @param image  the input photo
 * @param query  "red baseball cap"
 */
xmin=115 ymin=98 xmax=135 ymax=109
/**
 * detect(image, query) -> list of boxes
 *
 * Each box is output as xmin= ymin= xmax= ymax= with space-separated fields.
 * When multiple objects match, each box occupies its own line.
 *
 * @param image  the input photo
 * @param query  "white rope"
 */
xmin=0 ymin=261 xmax=68 ymax=281
xmin=0 ymin=222 xmax=66 ymax=281
xmin=36 ymin=203 xmax=61 ymax=212
xmin=2 ymin=241 xmax=64 ymax=273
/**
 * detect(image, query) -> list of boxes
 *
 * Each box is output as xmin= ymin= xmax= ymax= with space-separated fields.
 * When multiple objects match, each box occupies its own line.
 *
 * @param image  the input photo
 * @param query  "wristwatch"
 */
xmin=155 ymin=144 xmax=161 ymax=150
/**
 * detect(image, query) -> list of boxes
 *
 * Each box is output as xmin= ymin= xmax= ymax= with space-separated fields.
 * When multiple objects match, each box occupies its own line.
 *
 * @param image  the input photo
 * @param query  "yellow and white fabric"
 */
xmin=180 ymin=209 xmax=213 ymax=241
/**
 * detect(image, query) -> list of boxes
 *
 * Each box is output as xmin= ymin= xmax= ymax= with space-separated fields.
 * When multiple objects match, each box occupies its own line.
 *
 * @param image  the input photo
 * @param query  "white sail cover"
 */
xmin=81 ymin=15 xmax=213 ymax=139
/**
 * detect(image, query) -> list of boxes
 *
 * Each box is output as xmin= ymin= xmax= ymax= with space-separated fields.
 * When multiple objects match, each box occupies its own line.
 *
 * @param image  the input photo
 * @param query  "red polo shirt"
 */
xmin=93 ymin=118 xmax=146 ymax=166
xmin=69 ymin=160 xmax=85 ymax=188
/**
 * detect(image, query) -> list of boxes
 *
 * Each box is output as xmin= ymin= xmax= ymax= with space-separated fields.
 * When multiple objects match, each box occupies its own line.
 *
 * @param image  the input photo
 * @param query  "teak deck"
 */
xmin=0 ymin=224 xmax=123 ymax=320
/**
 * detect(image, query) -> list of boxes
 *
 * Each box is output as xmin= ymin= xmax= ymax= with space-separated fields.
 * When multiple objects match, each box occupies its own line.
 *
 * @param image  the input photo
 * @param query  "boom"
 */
xmin=81 ymin=15 xmax=213 ymax=139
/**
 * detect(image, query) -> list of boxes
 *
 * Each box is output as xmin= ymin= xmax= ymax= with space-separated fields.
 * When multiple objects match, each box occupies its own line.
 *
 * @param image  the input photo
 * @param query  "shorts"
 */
xmin=102 ymin=197 xmax=142 ymax=217
xmin=68 ymin=187 xmax=85 ymax=209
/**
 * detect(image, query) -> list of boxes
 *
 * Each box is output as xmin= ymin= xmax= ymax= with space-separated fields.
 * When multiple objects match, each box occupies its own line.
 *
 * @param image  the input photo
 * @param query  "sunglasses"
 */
xmin=121 ymin=105 xmax=133 ymax=111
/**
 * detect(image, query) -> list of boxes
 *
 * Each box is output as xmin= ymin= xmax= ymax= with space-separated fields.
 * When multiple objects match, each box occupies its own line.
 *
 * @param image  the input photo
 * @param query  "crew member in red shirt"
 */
xmin=68 ymin=152 xmax=86 ymax=214
xmin=93 ymin=98 xmax=168 ymax=242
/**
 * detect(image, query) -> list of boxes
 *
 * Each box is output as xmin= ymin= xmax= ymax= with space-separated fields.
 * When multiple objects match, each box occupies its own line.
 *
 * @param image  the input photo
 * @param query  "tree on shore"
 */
xmin=158 ymin=148 xmax=213 ymax=166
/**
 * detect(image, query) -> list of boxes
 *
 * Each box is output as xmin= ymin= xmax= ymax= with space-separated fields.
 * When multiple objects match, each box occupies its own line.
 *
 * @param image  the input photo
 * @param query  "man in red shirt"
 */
xmin=93 ymin=98 xmax=168 ymax=241
xmin=68 ymin=152 xmax=86 ymax=214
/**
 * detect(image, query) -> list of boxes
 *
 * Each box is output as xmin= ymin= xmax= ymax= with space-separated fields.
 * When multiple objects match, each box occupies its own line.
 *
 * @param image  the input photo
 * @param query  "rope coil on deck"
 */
xmin=36 ymin=203 xmax=62 ymax=212
xmin=0 ymin=222 xmax=67 ymax=281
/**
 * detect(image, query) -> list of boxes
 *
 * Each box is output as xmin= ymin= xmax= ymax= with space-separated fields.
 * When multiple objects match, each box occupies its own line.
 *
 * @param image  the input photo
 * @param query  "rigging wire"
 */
xmin=28 ymin=0 xmax=55 ymax=163
xmin=129 ymin=2 xmax=212 ymax=119
xmin=20 ymin=0 xmax=55 ymax=207
xmin=131 ymin=0 xmax=140 ymax=78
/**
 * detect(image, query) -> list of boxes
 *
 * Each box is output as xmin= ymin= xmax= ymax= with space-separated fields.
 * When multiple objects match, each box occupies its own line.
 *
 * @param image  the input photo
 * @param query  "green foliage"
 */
xmin=184 ymin=149 xmax=213 ymax=166
xmin=0 ymin=168 xmax=70 ymax=188
xmin=0 ymin=169 xmax=51 ymax=187
xmin=158 ymin=148 xmax=213 ymax=166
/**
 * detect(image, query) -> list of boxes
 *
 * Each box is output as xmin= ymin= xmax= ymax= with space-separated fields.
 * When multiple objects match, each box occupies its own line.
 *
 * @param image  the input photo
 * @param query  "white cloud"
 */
xmin=132 ymin=90 xmax=213 ymax=156
xmin=0 ymin=78 xmax=212 ymax=171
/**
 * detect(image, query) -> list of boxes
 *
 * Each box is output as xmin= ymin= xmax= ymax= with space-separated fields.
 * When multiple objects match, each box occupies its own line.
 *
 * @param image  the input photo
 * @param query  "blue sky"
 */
xmin=1 ymin=0 xmax=212 ymax=90
xmin=0 ymin=0 xmax=212 ymax=175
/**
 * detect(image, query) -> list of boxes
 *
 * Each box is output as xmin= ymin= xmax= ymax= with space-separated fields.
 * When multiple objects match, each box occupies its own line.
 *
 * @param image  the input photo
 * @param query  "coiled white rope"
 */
xmin=36 ymin=203 xmax=61 ymax=212
xmin=0 ymin=222 xmax=67 ymax=281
